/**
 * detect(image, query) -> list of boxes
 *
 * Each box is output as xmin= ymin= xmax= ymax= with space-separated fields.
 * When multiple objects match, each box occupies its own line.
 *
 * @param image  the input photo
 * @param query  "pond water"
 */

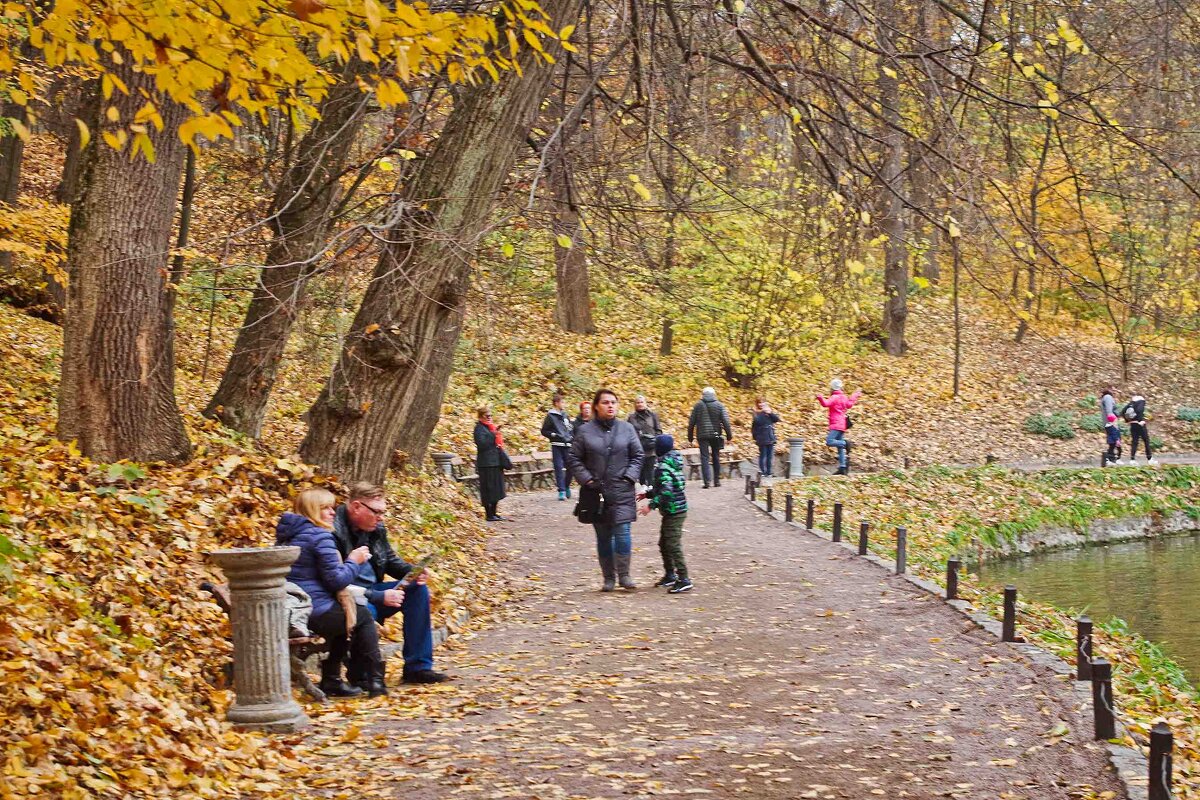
xmin=979 ymin=531 xmax=1200 ymax=683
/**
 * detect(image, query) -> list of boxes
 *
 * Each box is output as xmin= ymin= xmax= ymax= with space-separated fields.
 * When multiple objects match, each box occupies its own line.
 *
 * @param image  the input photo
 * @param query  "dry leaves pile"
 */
xmin=779 ymin=466 xmax=1200 ymax=798
xmin=0 ymin=304 xmax=503 ymax=798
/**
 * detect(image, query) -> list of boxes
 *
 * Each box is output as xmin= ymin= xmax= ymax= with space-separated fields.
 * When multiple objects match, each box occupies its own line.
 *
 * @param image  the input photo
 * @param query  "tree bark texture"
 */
xmin=300 ymin=0 xmax=586 ymax=483
xmin=0 ymin=93 xmax=26 ymax=277
xmin=876 ymin=4 xmax=909 ymax=356
xmin=548 ymin=133 xmax=594 ymax=333
xmin=57 ymin=61 xmax=192 ymax=462
xmin=205 ymin=61 xmax=373 ymax=437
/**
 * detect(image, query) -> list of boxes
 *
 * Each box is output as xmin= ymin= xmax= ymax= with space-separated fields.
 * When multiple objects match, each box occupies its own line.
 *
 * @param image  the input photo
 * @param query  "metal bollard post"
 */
xmin=895 ymin=526 xmax=907 ymax=574
xmin=1091 ymin=658 xmax=1116 ymax=740
xmin=832 ymin=502 xmax=843 ymax=542
xmin=766 ymin=487 xmax=773 ymax=513
xmin=750 ymin=482 xmax=756 ymax=502
xmin=785 ymin=494 xmax=794 ymax=522
xmin=1100 ymin=451 xmax=1109 ymax=469
xmin=745 ymin=474 xmax=752 ymax=495
xmin=1002 ymin=585 xmax=1018 ymax=642
xmin=946 ymin=557 xmax=960 ymax=600
xmin=805 ymin=499 xmax=815 ymax=531
xmin=857 ymin=521 xmax=869 ymax=555
xmin=1076 ymin=617 xmax=1093 ymax=681
xmin=1149 ymin=722 xmax=1173 ymax=800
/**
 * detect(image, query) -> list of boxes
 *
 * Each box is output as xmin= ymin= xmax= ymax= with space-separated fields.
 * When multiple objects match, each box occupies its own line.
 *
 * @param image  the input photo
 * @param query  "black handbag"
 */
xmin=498 ymin=447 xmax=513 ymax=470
xmin=573 ymin=485 xmax=605 ymax=524
xmin=845 ymin=414 xmax=855 ymax=430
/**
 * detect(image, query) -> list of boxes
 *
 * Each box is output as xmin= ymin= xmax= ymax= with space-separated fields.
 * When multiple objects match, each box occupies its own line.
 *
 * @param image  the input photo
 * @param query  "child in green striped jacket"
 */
xmin=639 ymin=434 xmax=692 ymax=593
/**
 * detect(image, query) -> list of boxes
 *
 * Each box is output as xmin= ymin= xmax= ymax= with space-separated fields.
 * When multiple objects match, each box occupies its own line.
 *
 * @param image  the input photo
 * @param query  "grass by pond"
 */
xmin=777 ymin=465 xmax=1200 ymax=798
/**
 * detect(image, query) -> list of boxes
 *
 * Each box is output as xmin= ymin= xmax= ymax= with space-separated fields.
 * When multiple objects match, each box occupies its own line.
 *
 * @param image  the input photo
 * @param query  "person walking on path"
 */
xmin=817 ymin=379 xmax=861 ymax=475
xmin=474 ymin=406 xmax=510 ymax=521
xmin=639 ymin=434 xmax=692 ymax=593
xmin=627 ymin=394 xmax=663 ymax=487
xmin=1100 ymin=386 xmax=1118 ymax=423
xmin=541 ymin=394 xmax=574 ymax=501
xmin=751 ymin=398 xmax=781 ymax=478
xmin=568 ymin=388 xmax=644 ymax=592
xmin=1120 ymin=392 xmax=1157 ymax=464
xmin=573 ymin=401 xmax=592 ymax=434
xmin=1104 ymin=414 xmax=1123 ymax=465
xmin=687 ymin=387 xmax=733 ymax=488
xmin=275 ymin=487 xmax=380 ymax=698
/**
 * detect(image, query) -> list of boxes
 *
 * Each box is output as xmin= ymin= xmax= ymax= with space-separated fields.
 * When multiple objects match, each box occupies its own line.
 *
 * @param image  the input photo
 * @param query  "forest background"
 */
xmin=2 ymin=0 xmax=1200 ymax=796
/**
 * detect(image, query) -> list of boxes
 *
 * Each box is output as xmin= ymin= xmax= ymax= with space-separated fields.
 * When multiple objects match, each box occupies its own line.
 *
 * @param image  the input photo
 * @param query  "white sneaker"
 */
xmin=1147 ymin=458 xmax=1159 ymax=465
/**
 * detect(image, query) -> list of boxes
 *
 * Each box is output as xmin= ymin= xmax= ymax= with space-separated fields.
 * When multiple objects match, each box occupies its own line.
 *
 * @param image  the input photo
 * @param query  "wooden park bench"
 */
xmin=680 ymin=444 xmax=741 ymax=482
xmin=201 ymin=581 xmax=331 ymax=703
xmin=446 ymin=454 xmax=480 ymax=494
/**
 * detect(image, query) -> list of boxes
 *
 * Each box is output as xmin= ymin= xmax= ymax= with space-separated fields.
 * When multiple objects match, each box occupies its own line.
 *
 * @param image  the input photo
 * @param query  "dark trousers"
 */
xmin=757 ymin=444 xmax=774 ymax=476
xmin=639 ymin=452 xmax=657 ymax=486
xmin=1130 ymin=424 xmax=1152 ymax=459
xmin=364 ymin=581 xmax=434 ymax=672
xmin=698 ymin=438 xmax=722 ymax=486
xmin=658 ymin=512 xmax=688 ymax=579
xmin=309 ymin=601 xmax=381 ymax=680
xmin=1106 ymin=441 xmax=1122 ymax=463
xmin=551 ymin=446 xmax=570 ymax=492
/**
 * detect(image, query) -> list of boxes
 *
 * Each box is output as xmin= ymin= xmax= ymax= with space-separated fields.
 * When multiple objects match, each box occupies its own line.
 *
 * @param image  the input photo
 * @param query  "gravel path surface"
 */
xmin=305 ymin=483 xmax=1126 ymax=799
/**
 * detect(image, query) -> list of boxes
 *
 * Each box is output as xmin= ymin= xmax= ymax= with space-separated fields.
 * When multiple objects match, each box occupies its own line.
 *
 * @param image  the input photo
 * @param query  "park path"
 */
xmin=299 ymin=483 xmax=1126 ymax=799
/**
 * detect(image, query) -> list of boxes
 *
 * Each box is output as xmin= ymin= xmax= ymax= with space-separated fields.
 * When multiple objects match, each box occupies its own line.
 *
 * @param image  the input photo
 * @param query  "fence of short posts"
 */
xmin=742 ymin=492 xmax=1171 ymax=796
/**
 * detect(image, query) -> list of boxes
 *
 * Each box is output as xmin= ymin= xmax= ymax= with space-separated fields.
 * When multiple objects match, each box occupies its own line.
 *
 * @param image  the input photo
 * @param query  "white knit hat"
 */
xmin=830 ymin=378 xmax=844 ymax=392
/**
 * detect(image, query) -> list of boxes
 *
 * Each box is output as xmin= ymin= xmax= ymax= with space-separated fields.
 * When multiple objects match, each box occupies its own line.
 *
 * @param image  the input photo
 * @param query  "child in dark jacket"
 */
xmin=1105 ymin=414 xmax=1122 ymax=465
xmin=639 ymin=434 xmax=692 ymax=593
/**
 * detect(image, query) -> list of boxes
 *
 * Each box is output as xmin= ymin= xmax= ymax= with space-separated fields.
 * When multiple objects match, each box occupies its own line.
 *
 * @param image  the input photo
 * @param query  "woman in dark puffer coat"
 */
xmin=276 ymin=488 xmax=380 ymax=697
xmin=568 ymin=388 xmax=644 ymax=592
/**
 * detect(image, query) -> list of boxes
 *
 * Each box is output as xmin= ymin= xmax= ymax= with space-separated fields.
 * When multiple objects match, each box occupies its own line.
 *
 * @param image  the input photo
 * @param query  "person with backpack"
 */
xmin=687 ymin=387 xmax=733 ymax=488
xmin=639 ymin=434 xmax=692 ymax=593
xmin=1120 ymin=393 xmax=1157 ymax=465
xmin=816 ymin=379 xmax=861 ymax=475
xmin=751 ymin=398 xmax=781 ymax=478
xmin=540 ymin=394 xmax=574 ymax=500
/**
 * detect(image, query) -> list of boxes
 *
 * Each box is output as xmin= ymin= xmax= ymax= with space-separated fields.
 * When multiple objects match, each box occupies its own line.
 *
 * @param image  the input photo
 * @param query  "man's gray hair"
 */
xmin=701 ymin=386 xmax=717 ymax=401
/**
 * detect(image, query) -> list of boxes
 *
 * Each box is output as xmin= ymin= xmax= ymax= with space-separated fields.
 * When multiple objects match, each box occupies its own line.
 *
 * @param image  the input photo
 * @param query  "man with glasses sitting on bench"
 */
xmin=332 ymin=481 xmax=450 ymax=688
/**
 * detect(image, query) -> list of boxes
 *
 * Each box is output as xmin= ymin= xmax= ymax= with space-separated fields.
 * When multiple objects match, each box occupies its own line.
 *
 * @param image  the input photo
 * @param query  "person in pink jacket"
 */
xmin=816 ymin=379 xmax=861 ymax=475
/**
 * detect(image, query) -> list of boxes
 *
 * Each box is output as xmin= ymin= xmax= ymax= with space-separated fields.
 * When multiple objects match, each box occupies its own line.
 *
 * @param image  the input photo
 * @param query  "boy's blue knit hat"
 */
xmin=655 ymin=434 xmax=674 ymax=457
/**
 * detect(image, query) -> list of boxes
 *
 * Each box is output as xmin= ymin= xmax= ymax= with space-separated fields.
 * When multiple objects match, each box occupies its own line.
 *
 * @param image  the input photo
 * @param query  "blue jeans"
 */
xmin=551 ymin=446 xmax=570 ymax=492
xmin=593 ymin=522 xmax=632 ymax=559
xmin=757 ymin=444 xmax=773 ymax=476
xmin=365 ymin=581 xmax=434 ymax=672
xmin=826 ymin=430 xmax=848 ymax=468
xmin=698 ymin=438 xmax=722 ymax=485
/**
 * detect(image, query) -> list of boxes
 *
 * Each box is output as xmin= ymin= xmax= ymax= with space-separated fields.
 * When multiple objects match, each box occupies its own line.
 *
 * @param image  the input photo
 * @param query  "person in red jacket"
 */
xmin=816 ymin=379 xmax=861 ymax=475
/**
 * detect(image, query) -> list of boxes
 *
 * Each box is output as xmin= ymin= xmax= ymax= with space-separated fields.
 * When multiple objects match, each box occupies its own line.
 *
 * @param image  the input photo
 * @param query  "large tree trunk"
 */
xmin=877 ymin=4 xmax=909 ymax=356
xmin=57 ymin=62 xmax=192 ymax=462
xmin=300 ymin=0 xmax=586 ymax=483
xmin=548 ymin=132 xmax=594 ymax=333
xmin=204 ymin=61 xmax=373 ymax=437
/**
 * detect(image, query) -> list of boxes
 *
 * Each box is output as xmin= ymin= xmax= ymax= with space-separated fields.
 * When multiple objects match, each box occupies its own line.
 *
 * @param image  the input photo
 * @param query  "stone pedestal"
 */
xmin=208 ymin=546 xmax=310 ymax=733
xmin=788 ymin=437 xmax=805 ymax=479
xmin=431 ymin=452 xmax=456 ymax=478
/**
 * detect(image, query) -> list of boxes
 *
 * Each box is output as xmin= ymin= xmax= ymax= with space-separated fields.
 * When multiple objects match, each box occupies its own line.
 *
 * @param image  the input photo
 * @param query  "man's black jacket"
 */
xmin=332 ymin=505 xmax=413 ymax=584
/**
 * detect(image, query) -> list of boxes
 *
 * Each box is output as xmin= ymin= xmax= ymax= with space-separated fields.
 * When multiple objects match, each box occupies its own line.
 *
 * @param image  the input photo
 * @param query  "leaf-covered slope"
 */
xmin=0 ymin=303 xmax=499 ymax=798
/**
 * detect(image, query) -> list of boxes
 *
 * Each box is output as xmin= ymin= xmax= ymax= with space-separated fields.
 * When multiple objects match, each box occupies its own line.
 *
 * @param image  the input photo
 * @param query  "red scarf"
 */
xmin=482 ymin=419 xmax=504 ymax=449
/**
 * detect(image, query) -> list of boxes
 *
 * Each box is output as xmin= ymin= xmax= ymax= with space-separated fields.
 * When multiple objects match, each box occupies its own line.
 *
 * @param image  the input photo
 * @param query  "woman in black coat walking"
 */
xmin=474 ymin=406 xmax=508 ymax=521
xmin=568 ymin=388 xmax=644 ymax=591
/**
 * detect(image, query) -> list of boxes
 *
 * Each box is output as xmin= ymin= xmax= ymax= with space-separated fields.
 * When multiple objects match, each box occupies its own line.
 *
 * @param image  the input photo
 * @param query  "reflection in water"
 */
xmin=980 ymin=532 xmax=1200 ymax=682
